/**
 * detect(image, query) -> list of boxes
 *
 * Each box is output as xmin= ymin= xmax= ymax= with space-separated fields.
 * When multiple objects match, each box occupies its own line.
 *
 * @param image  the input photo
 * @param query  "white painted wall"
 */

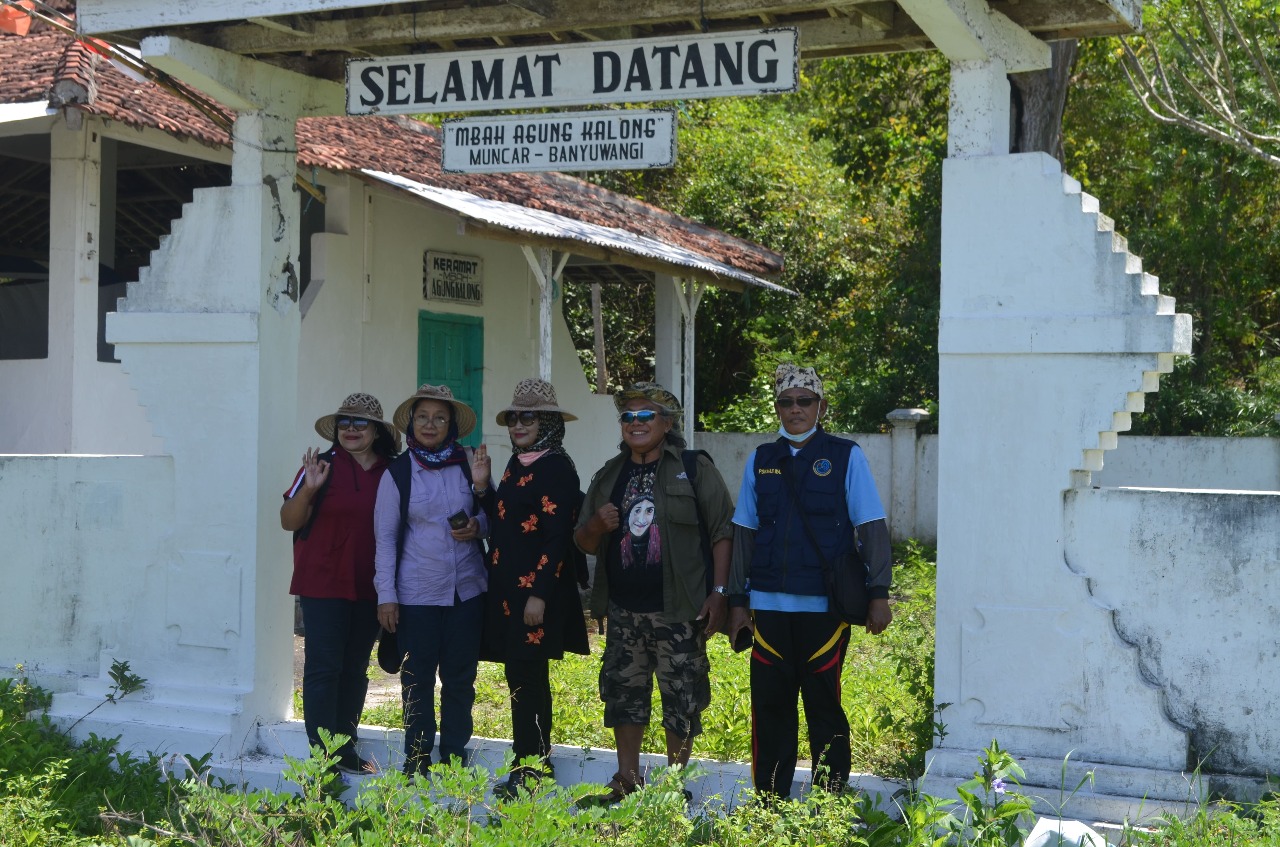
xmin=1097 ymin=436 xmax=1280 ymax=491
xmin=1064 ymin=486 xmax=1280 ymax=776
xmin=932 ymin=150 xmax=1194 ymax=788
xmin=0 ymin=455 xmax=174 ymax=691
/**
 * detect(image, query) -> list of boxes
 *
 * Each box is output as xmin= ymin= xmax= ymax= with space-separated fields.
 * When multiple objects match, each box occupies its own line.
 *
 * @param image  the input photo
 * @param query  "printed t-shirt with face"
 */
xmin=604 ymin=458 xmax=663 ymax=612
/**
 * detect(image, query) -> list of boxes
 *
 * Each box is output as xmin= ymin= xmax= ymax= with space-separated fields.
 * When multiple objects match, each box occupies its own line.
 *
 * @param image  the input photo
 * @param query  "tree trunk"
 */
xmin=1009 ymin=40 xmax=1078 ymax=161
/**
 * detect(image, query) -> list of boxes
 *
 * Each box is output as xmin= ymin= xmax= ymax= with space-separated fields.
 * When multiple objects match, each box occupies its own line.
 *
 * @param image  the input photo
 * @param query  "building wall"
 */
xmin=289 ymin=172 xmax=619 ymax=483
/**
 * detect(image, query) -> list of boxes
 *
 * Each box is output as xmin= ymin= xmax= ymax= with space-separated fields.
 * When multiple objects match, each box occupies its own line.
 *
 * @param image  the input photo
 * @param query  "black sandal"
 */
xmin=578 ymin=771 xmax=643 ymax=807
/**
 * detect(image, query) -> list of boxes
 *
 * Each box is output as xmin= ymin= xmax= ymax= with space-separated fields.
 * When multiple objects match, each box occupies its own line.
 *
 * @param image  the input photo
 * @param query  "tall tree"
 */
xmin=1119 ymin=0 xmax=1280 ymax=169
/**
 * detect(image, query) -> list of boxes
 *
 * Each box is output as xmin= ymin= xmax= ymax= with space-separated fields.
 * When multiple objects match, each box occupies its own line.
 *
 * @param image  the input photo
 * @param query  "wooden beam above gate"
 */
xmin=78 ymin=0 xmax=1141 ymax=83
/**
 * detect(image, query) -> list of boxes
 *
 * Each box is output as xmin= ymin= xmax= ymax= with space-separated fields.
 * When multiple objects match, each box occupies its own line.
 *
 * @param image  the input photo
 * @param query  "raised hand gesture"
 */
xmin=471 ymin=443 xmax=492 ymax=492
xmin=301 ymin=447 xmax=331 ymax=493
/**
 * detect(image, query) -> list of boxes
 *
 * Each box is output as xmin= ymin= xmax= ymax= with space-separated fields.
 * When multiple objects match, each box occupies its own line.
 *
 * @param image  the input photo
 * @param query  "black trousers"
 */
xmin=749 ymin=609 xmax=852 ymax=798
xmin=505 ymin=657 xmax=552 ymax=766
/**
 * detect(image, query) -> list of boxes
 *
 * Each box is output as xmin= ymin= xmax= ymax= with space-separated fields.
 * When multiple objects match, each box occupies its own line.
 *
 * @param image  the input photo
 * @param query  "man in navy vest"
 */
xmin=727 ymin=363 xmax=893 ymax=798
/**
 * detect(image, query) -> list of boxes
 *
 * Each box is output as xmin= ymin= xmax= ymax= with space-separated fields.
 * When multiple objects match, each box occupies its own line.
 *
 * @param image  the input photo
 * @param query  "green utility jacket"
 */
xmin=576 ymin=442 xmax=734 ymax=623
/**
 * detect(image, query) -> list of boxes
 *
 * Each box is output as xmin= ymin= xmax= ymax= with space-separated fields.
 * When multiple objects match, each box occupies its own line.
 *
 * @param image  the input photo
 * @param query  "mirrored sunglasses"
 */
xmin=775 ymin=396 xmax=818 ymax=409
xmin=504 ymin=410 xmax=539 ymax=427
xmin=619 ymin=410 xmax=659 ymax=424
xmin=336 ymin=417 xmax=371 ymax=431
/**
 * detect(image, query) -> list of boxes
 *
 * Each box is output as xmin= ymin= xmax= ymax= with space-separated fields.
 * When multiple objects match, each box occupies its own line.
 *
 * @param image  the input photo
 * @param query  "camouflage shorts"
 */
xmin=599 ymin=602 xmax=711 ymax=738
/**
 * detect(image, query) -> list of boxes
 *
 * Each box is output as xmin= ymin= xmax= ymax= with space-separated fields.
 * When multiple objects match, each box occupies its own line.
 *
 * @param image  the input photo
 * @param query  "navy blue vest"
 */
xmin=749 ymin=430 xmax=855 ymax=596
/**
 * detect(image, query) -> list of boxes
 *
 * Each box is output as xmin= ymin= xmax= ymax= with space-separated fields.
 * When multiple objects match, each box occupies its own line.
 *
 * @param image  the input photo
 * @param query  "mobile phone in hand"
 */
xmin=447 ymin=509 xmax=469 ymax=530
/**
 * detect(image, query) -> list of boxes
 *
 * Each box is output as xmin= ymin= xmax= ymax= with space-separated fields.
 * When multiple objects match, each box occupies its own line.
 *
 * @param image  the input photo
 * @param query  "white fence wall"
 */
xmin=697 ymin=426 xmax=1280 ymax=545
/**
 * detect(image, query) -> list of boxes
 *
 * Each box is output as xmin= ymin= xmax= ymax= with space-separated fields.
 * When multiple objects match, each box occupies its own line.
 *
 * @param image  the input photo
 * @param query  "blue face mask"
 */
xmin=778 ymin=423 xmax=818 ymax=443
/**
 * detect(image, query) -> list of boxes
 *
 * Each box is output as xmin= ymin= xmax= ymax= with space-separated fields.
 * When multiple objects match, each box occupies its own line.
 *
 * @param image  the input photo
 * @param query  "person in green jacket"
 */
xmin=573 ymin=382 xmax=733 ymax=804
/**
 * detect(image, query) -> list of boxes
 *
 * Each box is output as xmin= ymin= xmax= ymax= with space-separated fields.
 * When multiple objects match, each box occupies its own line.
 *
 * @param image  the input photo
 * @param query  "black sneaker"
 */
xmin=336 ymin=751 xmax=377 ymax=774
xmin=402 ymin=754 xmax=432 ymax=779
xmin=493 ymin=762 xmax=555 ymax=800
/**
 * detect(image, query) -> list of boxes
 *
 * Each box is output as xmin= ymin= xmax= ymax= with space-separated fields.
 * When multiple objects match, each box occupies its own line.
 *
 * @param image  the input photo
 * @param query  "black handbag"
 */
xmin=377 ymin=628 xmax=402 ymax=674
xmin=781 ymin=460 xmax=869 ymax=625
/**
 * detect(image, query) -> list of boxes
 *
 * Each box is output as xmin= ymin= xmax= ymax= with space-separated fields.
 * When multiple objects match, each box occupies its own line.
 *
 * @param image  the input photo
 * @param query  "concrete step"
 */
xmin=923 ymin=748 xmax=1268 ymax=826
xmin=227 ymin=720 xmax=905 ymax=812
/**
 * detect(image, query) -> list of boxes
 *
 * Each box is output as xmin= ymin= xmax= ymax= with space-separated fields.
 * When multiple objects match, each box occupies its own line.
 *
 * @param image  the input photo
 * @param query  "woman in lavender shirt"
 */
xmin=374 ymin=384 xmax=492 ymax=777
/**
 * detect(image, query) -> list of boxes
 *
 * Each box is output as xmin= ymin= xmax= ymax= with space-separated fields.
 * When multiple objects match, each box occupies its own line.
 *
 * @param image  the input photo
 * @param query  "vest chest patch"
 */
xmin=812 ymin=458 xmax=833 ymax=477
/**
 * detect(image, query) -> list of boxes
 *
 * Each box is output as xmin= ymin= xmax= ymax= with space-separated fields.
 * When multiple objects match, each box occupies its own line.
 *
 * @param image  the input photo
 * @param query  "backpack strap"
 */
xmin=293 ymin=448 xmax=336 ymax=544
xmin=681 ymin=449 xmax=716 ymax=595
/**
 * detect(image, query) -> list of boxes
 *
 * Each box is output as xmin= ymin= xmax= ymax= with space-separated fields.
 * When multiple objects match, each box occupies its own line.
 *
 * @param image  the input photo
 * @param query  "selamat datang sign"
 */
xmin=442 ymin=110 xmax=676 ymax=174
xmin=346 ymin=28 xmax=797 ymax=116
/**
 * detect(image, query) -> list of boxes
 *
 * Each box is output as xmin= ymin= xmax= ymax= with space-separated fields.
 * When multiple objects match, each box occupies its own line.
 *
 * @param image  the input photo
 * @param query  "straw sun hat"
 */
xmin=392 ymin=383 xmax=478 ymax=438
xmin=314 ymin=393 xmax=398 ymax=448
xmin=494 ymin=378 xmax=577 ymax=425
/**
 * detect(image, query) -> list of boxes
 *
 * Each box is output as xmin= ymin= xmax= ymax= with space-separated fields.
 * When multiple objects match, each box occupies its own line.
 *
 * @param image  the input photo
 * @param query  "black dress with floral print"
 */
xmin=482 ymin=452 xmax=589 ymax=661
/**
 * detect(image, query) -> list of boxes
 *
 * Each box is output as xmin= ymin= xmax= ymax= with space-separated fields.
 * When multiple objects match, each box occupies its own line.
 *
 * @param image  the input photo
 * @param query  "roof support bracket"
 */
xmin=521 ymin=245 xmax=569 ymax=380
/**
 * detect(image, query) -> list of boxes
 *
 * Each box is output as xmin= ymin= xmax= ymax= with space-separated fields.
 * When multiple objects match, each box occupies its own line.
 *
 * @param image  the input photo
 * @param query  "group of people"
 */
xmin=281 ymin=364 xmax=893 ymax=803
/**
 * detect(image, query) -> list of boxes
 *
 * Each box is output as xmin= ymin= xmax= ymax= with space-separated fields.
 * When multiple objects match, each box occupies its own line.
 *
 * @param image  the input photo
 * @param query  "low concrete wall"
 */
xmin=698 ymin=424 xmax=938 ymax=545
xmin=1095 ymin=436 xmax=1280 ymax=491
xmin=694 ymin=430 xmax=1279 ymax=546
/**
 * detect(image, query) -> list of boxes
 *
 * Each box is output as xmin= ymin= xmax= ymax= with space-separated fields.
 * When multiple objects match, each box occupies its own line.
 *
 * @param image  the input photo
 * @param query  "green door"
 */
xmin=417 ymin=311 xmax=484 ymax=447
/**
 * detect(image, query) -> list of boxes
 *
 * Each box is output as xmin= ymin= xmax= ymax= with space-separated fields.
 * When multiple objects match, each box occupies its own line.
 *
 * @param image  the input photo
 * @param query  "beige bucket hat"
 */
xmin=393 ymin=384 xmax=478 ymax=438
xmin=495 ymin=378 xmax=578 ymax=425
xmin=314 ymin=392 xmax=399 ymax=448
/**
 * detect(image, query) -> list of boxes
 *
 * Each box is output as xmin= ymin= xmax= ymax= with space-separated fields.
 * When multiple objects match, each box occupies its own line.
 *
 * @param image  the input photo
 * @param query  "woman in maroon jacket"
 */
xmin=281 ymin=392 xmax=399 ymax=774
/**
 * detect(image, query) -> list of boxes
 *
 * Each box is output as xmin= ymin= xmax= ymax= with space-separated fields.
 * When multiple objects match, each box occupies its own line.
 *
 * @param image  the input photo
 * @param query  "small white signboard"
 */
xmin=347 ymin=28 xmax=797 ymax=116
xmin=443 ymin=110 xmax=676 ymax=174
xmin=423 ymin=251 xmax=483 ymax=305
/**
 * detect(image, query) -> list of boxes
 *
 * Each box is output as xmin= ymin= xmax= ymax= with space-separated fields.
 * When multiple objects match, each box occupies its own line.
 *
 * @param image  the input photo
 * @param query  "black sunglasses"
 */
xmin=504 ymin=410 xmax=539 ymax=427
xmin=335 ymin=417 xmax=371 ymax=431
xmin=775 ymin=397 xmax=819 ymax=408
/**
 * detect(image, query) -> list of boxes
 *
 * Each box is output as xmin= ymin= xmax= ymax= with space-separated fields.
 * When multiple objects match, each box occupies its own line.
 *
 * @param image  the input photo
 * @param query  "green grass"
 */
xmin=342 ymin=540 xmax=937 ymax=779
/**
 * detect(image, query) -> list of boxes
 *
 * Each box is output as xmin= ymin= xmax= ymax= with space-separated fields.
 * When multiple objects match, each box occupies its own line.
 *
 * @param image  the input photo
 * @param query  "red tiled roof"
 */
xmin=0 ymin=14 xmax=783 ymax=281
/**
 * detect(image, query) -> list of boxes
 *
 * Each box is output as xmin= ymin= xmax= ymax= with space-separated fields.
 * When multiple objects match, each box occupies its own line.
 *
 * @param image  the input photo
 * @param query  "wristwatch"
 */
xmin=712 ymin=585 xmax=728 ymax=596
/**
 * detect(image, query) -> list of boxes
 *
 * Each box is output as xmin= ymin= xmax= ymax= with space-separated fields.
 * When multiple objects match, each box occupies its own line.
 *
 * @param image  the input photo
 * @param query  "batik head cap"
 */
xmin=613 ymin=381 xmax=682 ymax=415
xmin=613 ymin=380 xmax=683 ymax=431
xmin=774 ymin=364 xmax=824 ymax=399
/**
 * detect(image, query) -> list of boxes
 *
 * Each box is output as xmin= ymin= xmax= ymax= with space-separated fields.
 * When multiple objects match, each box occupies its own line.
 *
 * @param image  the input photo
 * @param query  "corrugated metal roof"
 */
xmin=365 ymin=170 xmax=795 ymax=295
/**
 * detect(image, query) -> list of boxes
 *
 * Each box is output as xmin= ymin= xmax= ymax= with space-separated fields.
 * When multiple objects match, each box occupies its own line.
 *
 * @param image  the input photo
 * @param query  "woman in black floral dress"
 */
xmin=483 ymin=379 xmax=589 ymax=797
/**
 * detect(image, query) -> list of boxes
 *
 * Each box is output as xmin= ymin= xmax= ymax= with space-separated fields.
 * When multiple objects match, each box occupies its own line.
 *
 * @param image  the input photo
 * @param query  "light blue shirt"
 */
xmin=732 ymin=440 xmax=886 ymax=613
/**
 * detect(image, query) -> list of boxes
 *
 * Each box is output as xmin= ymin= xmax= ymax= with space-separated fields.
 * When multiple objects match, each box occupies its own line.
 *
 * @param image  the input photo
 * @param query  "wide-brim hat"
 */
xmin=495 ymin=378 xmax=578 ymax=425
xmin=393 ymin=383 xmax=478 ymax=438
xmin=315 ymin=392 xmax=399 ymax=448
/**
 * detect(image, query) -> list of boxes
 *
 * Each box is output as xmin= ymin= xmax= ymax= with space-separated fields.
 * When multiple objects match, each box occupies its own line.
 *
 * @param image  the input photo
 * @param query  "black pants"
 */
xmin=749 ymin=609 xmax=851 ymax=798
xmin=399 ymin=594 xmax=483 ymax=767
xmin=505 ymin=657 xmax=552 ymax=766
xmin=298 ymin=596 xmax=380 ymax=758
